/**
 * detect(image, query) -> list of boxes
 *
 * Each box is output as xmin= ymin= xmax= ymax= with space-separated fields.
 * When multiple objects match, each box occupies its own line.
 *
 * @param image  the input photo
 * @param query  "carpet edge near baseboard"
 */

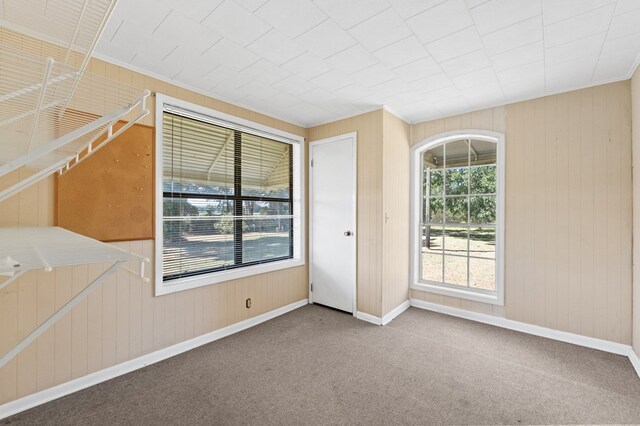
xmin=409 ymin=298 xmax=639 ymax=379
xmin=0 ymin=298 xmax=309 ymax=421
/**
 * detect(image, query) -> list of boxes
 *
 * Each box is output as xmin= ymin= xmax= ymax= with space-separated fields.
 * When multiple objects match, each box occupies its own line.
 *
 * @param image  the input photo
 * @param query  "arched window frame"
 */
xmin=410 ymin=130 xmax=505 ymax=306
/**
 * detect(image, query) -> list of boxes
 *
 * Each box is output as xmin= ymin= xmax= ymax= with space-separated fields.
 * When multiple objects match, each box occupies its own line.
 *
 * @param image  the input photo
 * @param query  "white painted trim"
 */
xmin=355 ymin=300 xmax=411 ymax=326
xmin=356 ymin=311 xmax=382 ymax=325
xmin=154 ymin=93 xmax=306 ymax=296
xmin=0 ymin=299 xmax=308 ymax=421
xmin=381 ymin=300 xmax=411 ymax=325
xmin=410 ymin=130 xmax=505 ymax=306
xmin=308 ymin=132 xmax=358 ymax=316
xmin=630 ymin=348 xmax=640 ymax=378
xmin=410 ymin=299 xmax=632 ymax=356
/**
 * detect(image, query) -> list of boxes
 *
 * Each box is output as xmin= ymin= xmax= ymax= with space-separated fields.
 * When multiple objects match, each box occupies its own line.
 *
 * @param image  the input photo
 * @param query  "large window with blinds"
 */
xmin=155 ymin=94 xmax=304 ymax=295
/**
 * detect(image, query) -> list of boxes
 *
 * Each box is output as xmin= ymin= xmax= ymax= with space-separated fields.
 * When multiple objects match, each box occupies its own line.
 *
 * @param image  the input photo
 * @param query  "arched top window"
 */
xmin=411 ymin=130 xmax=504 ymax=305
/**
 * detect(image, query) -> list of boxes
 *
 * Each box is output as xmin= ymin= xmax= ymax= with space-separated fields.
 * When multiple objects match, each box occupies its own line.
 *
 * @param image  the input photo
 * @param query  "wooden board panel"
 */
xmin=56 ymin=122 xmax=154 ymax=242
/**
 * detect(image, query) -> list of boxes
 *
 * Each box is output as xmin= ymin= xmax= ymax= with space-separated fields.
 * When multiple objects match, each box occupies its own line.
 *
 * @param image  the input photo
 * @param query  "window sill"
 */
xmin=411 ymin=281 xmax=504 ymax=306
xmin=155 ymin=258 xmax=305 ymax=296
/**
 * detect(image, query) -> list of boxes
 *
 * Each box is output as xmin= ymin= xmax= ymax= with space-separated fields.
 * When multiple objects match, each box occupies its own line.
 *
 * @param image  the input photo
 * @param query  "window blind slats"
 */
xmin=162 ymin=111 xmax=294 ymax=281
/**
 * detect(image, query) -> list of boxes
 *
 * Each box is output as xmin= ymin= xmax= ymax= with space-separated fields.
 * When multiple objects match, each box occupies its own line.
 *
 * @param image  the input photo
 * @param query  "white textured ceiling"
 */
xmin=95 ymin=0 xmax=640 ymax=127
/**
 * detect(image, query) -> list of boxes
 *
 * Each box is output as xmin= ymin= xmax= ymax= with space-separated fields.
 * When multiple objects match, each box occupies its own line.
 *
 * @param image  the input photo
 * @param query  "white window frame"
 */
xmin=154 ymin=93 xmax=305 ymax=296
xmin=410 ymin=130 xmax=505 ymax=305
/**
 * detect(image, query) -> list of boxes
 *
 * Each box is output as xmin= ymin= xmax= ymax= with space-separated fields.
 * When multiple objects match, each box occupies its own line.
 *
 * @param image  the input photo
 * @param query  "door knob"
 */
xmin=344 ymin=231 xmax=352 ymax=236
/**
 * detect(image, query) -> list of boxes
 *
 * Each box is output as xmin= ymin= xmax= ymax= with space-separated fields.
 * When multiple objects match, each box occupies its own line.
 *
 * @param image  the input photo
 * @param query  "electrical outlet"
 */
xmin=246 ymin=298 xmax=251 ymax=309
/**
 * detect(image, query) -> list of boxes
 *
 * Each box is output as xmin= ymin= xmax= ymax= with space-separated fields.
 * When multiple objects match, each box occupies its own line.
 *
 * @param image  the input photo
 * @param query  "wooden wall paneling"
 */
xmin=631 ymin=69 xmax=640 ymax=356
xmin=554 ymin=92 xmax=570 ymax=332
xmin=16 ymin=273 xmax=37 ymax=398
xmin=579 ymin=88 xmax=595 ymax=339
xmin=566 ymin=90 xmax=582 ymax=336
xmin=533 ymin=97 xmax=547 ymax=328
xmin=193 ymin=286 xmax=205 ymax=339
xmin=128 ymin=241 xmax=143 ymax=359
xmin=0 ymin=282 xmax=17 ymax=403
xmin=101 ymin=263 xmax=117 ymax=369
xmin=86 ymin=263 xmax=104 ymax=374
xmin=620 ymin=84 xmax=633 ymax=346
xmin=174 ymin=289 xmax=188 ymax=344
xmin=381 ymin=110 xmax=410 ymax=316
xmin=610 ymin=82 xmax=633 ymax=344
xmin=116 ymin=242 xmax=131 ymax=364
xmin=505 ymin=101 xmax=523 ymax=320
xmin=152 ymin=278 xmax=165 ymax=352
xmin=140 ymin=241 xmax=155 ymax=356
xmin=521 ymin=99 xmax=536 ymax=325
xmin=53 ymin=267 xmax=72 ymax=385
xmin=163 ymin=292 xmax=176 ymax=349
xmin=35 ymin=269 xmax=55 ymax=392
xmin=70 ymin=264 xmax=88 ymax=379
xmin=544 ymin=93 xmax=558 ymax=331
xmin=592 ymin=85 xmax=608 ymax=341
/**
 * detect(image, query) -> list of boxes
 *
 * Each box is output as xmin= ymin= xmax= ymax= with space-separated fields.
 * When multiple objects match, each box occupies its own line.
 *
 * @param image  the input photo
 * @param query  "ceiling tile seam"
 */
xmin=467 ymin=0 xmax=490 ymax=10
xmin=322 ymin=40 xmax=364 ymax=62
xmin=391 ymin=0 xmax=448 ymax=22
xmin=340 ymin=4 xmax=393 ymax=31
xmin=477 ymin=14 xmax=541 ymax=39
xmin=464 ymin=0 xmax=507 ymax=103
xmin=422 ymin=25 xmax=484 ymax=65
xmin=245 ymin=27 xmax=274 ymax=50
xmin=201 ymin=64 xmax=223 ymax=79
xmin=237 ymin=55 xmax=264 ymax=73
xmin=388 ymin=55 xmax=431 ymax=75
xmin=488 ymin=39 xmax=541 ymax=65
xmin=305 ymin=66 xmax=332 ymax=82
xmin=152 ymin=9 xmax=173 ymax=34
xmin=542 ymin=1 xmax=617 ymax=28
xmin=161 ymin=45 xmax=181 ymax=66
xmin=199 ymin=2 xmax=225 ymax=24
xmin=589 ymin=1 xmax=618 ymax=82
xmin=201 ymin=37 xmax=224 ymax=56
xmin=388 ymin=5 xmax=449 ymax=92
xmin=317 ymin=12 xmax=422 ymax=79
xmin=292 ymin=17 xmax=330 ymax=43
xmin=544 ymin=30 xmax=609 ymax=54
xmin=277 ymin=50 xmax=311 ymax=71
xmin=108 ymin=19 xmax=124 ymax=42
xmin=369 ymin=33 xmax=421 ymax=57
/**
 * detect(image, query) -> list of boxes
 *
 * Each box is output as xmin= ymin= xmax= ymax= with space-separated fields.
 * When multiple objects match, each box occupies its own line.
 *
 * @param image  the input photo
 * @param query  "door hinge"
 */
xmin=311 ymin=159 xmax=314 ymax=167
xmin=310 ymin=283 xmax=313 ymax=291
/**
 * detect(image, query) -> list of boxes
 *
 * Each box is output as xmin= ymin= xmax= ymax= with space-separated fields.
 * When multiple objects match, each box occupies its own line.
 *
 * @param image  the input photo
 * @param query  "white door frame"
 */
xmin=308 ymin=132 xmax=357 ymax=315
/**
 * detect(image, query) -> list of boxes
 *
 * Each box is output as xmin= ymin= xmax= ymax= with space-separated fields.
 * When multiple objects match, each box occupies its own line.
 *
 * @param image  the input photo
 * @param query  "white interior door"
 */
xmin=310 ymin=133 xmax=356 ymax=313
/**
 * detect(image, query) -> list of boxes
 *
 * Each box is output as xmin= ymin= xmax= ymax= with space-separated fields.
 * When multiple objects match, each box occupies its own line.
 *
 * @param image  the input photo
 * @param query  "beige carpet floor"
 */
xmin=3 ymin=304 xmax=640 ymax=425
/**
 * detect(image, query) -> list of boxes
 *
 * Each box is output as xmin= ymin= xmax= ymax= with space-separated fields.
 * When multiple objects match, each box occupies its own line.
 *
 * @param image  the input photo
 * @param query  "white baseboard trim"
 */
xmin=355 ymin=311 xmax=382 ymax=325
xmin=410 ymin=299 xmax=632 ymax=357
xmin=630 ymin=348 xmax=640 ymax=378
xmin=356 ymin=300 xmax=411 ymax=326
xmin=0 ymin=299 xmax=308 ymax=421
xmin=382 ymin=300 xmax=411 ymax=325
